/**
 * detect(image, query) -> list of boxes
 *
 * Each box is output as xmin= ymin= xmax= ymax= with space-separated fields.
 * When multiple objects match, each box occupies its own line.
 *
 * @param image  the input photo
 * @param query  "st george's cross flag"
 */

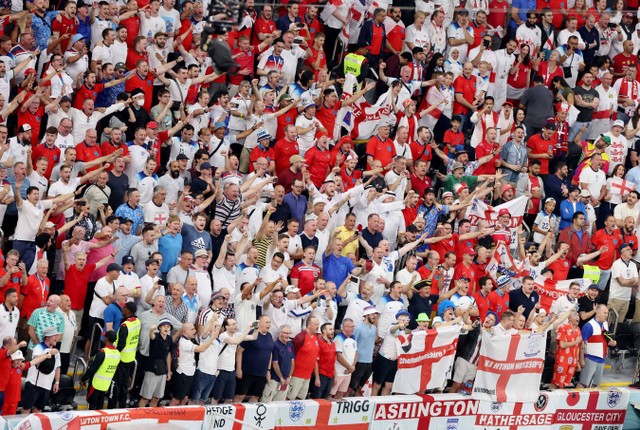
xmin=533 ymin=276 xmax=593 ymax=311
xmin=473 ymin=332 xmax=546 ymax=403
xmin=485 ymin=241 xmax=529 ymax=285
xmin=392 ymin=325 xmax=461 ymax=394
xmin=335 ymin=73 xmax=392 ymax=140
xmin=467 ymin=196 xmax=529 ymax=248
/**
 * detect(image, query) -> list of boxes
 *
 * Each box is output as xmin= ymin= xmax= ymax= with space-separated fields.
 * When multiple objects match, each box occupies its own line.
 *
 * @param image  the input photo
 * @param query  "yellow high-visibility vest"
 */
xmin=92 ymin=347 xmax=121 ymax=392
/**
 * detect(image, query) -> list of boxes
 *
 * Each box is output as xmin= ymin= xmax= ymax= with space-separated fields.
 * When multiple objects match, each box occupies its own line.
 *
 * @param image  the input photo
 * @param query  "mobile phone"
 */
xmin=273 ymin=177 xmax=278 ymax=184
xmin=608 ymin=22 xmax=618 ymax=28
xmin=483 ymin=39 xmax=490 ymax=48
xmin=297 ymin=22 xmax=304 ymax=28
xmin=251 ymin=321 xmax=259 ymax=329
xmin=350 ymin=275 xmax=359 ymax=283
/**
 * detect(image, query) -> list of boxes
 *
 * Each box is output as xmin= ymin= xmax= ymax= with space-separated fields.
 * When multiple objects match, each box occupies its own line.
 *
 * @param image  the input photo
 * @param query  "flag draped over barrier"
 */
xmin=392 ymin=325 xmax=461 ymax=395
xmin=532 ymin=276 xmax=593 ymax=311
xmin=473 ymin=332 xmax=546 ymax=403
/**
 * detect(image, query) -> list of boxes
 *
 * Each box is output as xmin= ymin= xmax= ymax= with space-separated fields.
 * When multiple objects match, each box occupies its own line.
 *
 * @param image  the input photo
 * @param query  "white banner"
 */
xmin=532 ymin=276 xmax=593 ymax=312
xmin=473 ymin=332 xmax=546 ymax=403
xmin=392 ymin=325 xmax=461 ymax=395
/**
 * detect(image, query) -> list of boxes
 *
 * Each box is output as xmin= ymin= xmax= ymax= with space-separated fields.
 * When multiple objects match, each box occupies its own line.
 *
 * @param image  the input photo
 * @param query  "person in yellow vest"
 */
xmin=112 ymin=302 xmax=140 ymax=408
xmin=340 ymin=46 xmax=370 ymax=83
xmin=82 ymin=330 xmax=121 ymax=410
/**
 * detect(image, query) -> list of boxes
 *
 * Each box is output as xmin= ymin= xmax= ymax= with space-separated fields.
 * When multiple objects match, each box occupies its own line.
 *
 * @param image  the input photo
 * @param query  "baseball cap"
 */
xmin=176 ymin=153 xmax=189 ymax=161
xmin=19 ymin=124 xmax=32 ymax=133
xmin=121 ymin=255 xmax=135 ymax=265
xmin=115 ymin=62 xmax=127 ymax=71
xmin=407 ymin=224 xmax=420 ymax=233
xmin=424 ymin=188 xmax=436 ymax=196
xmin=463 ymin=248 xmax=475 ymax=256
xmin=620 ymin=243 xmax=631 ymax=252
xmin=213 ymin=121 xmax=226 ymax=130
xmin=146 ymin=121 xmax=159 ymax=129
xmin=544 ymin=121 xmax=556 ymax=130
xmin=599 ymin=134 xmax=612 ymax=145
xmin=118 ymin=217 xmax=133 ymax=224
xmin=200 ymin=162 xmax=212 ymax=170
xmin=580 ymin=189 xmax=591 ymax=198
xmin=44 ymin=221 xmax=56 ymax=229
xmin=498 ymin=208 xmax=511 ymax=217
xmin=210 ymin=292 xmax=225 ymax=302
xmin=106 ymin=262 xmax=122 ymax=273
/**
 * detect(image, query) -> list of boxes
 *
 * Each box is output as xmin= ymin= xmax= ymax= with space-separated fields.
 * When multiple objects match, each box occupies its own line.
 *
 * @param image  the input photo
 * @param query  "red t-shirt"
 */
xmin=177 ymin=19 xmax=194 ymax=52
xmin=487 ymin=0 xmax=509 ymax=29
xmin=252 ymin=17 xmax=276 ymax=47
xmin=65 ymin=263 xmax=96 ymax=311
xmin=612 ymin=53 xmax=639 ymax=80
xmin=452 ymin=262 xmax=476 ymax=286
xmin=120 ymin=16 xmax=141 ymax=46
xmin=386 ymin=22 xmax=406 ymax=53
xmin=304 ymin=145 xmax=332 ymax=188
xmin=443 ymin=129 xmax=465 ymax=152
xmin=370 ymin=22 xmax=384 ymax=56
xmin=290 ymin=262 xmax=321 ymax=295
xmin=431 ymin=234 xmax=457 ymax=261
xmin=527 ymin=133 xmax=553 ymax=174
xmin=341 ymin=168 xmax=363 ymax=192
xmin=73 ymin=83 xmax=105 ymax=109
xmin=474 ymin=140 xmax=498 ymax=175
xmin=537 ymin=0 xmax=566 ymax=28
xmin=125 ymin=73 xmax=154 ymax=111
xmin=316 ymin=103 xmax=339 ymax=139
xmin=317 ymin=336 xmax=336 ymax=377
xmin=410 ymin=173 xmax=432 ymax=198
xmin=474 ymin=290 xmax=490 ymax=321
xmin=273 ymin=138 xmax=300 ymax=175
xmin=0 ymin=349 xmax=12 ymax=390
xmin=18 ymin=104 xmax=45 ymax=143
xmin=487 ymin=290 xmax=510 ymax=319
xmin=20 ymin=275 xmax=50 ymax=319
xmin=126 ymin=49 xmax=148 ymax=71
xmin=51 ymin=16 xmax=78 ymax=52
xmin=31 ymin=144 xmax=61 ymax=179
xmin=409 ymin=141 xmax=432 ymax=163
xmin=527 ymin=175 xmax=542 ymax=215
xmin=591 ymin=229 xmax=622 ymax=270
xmin=453 ymin=74 xmax=477 ymax=115
xmin=548 ymin=258 xmax=571 ymax=281
xmin=507 ymin=62 xmax=532 ymax=89
xmin=3 ymin=362 xmax=30 ymax=411
xmin=417 ymin=265 xmax=441 ymax=296
xmin=249 ymin=145 xmax=275 ymax=172
xmin=0 ymin=268 xmax=21 ymax=304
xmin=470 ymin=23 xmax=485 ymax=49
xmin=75 ymin=141 xmax=102 ymax=171
xmin=304 ymin=45 xmax=327 ymax=77
xmin=455 ymin=237 xmax=478 ymax=262
xmin=292 ymin=331 xmax=320 ymax=379
xmin=230 ymin=47 xmax=256 ymax=85
xmin=366 ymin=135 xmax=396 ymax=169
xmin=101 ymin=141 xmax=130 ymax=159
xmin=276 ymin=110 xmax=298 ymax=141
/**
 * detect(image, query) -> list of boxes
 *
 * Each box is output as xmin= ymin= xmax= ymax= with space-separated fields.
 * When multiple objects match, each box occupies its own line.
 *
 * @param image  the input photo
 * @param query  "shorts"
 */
xmin=287 ymin=376 xmax=310 ymax=400
xmin=21 ymin=382 xmax=51 ymax=411
xmin=171 ymin=372 xmax=194 ymax=401
xmin=372 ymin=355 xmax=397 ymax=385
xmin=261 ymin=379 xmax=288 ymax=402
xmin=579 ymin=357 xmax=605 ymax=387
xmin=140 ymin=372 xmax=167 ymax=400
xmin=236 ymin=373 xmax=267 ymax=398
xmin=349 ymin=362 xmax=373 ymax=391
xmin=330 ymin=375 xmax=352 ymax=395
xmin=212 ymin=370 xmax=236 ymax=401
xmin=452 ymin=357 xmax=477 ymax=384
xmin=190 ymin=369 xmax=217 ymax=402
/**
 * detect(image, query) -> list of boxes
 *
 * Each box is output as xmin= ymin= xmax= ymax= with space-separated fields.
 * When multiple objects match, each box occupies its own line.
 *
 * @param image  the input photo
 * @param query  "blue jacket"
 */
xmin=559 ymin=199 xmax=586 ymax=231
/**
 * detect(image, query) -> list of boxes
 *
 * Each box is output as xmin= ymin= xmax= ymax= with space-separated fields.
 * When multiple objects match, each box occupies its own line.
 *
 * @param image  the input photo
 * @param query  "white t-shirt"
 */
xmin=26 ymin=342 xmax=61 ymax=388
xmin=611 ymin=258 xmax=638 ymax=300
xmin=212 ymin=264 xmax=236 ymax=297
xmin=15 ymin=198 xmax=53 ymax=242
xmin=0 ymin=304 xmax=19 ymax=340
xmin=176 ymin=337 xmax=197 ymax=376
xmin=579 ymin=167 xmax=606 ymax=207
xmin=334 ymin=333 xmax=357 ymax=376
xmin=47 ymin=178 xmax=80 ymax=218
xmin=90 ymin=277 xmax=121 ymax=318
xmin=138 ymin=274 xmax=162 ymax=313
xmin=295 ymin=114 xmax=321 ymax=155
xmin=217 ymin=331 xmax=240 ymax=371
xmin=234 ymin=292 xmax=260 ymax=333
xmin=196 ymin=335 xmax=220 ymax=375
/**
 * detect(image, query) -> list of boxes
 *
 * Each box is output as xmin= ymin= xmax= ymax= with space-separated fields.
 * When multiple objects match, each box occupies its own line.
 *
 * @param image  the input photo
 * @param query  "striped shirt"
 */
xmin=213 ymin=196 xmax=241 ymax=229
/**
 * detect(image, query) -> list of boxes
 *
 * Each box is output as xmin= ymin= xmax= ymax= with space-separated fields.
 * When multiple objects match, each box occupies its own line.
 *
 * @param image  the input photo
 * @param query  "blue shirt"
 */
xmin=159 ymin=233 xmax=183 ymax=273
xmin=115 ymin=203 xmax=144 ymax=236
xmin=6 ymin=176 xmax=29 ymax=216
xmin=241 ymin=331 xmax=274 ymax=376
xmin=270 ymin=339 xmax=294 ymax=382
xmin=322 ymin=253 xmax=355 ymax=288
xmin=509 ymin=0 xmax=536 ymax=29
xmin=559 ymin=199 xmax=586 ymax=230
xmin=283 ymin=193 xmax=307 ymax=228
xmin=181 ymin=224 xmax=212 ymax=255
xmin=77 ymin=16 xmax=92 ymax=44
xmin=114 ymin=231 xmax=141 ymax=266
xmin=96 ymin=78 xmax=125 ymax=108
xmin=31 ymin=12 xmax=52 ymax=51
xmin=626 ymin=167 xmax=640 ymax=190
xmin=417 ymin=203 xmax=450 ymax=237
xmin=353 ymin=321 xmax=377 ymax=363
xmin=104 ymin=302 xmax=123 ymax=332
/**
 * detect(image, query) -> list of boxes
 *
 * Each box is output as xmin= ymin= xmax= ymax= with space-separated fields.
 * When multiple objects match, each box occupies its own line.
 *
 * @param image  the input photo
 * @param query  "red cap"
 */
xmin=338 ymin=136 xmax=353 ymax=145
xmin=24 ymin=68 xmax=36 ymax=76
xmin=146 ymin=121 xmax=159 ymax=129
xmin=498 ymin=208 xmax=511 ymax=217
xmin=463 ymin=247 xmax=476 ymax=255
